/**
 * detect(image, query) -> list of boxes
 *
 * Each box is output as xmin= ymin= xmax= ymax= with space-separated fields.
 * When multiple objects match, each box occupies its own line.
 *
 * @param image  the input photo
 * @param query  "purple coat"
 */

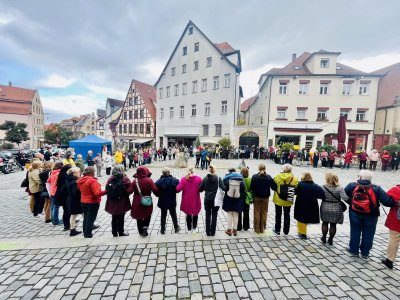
xmin=177 ymin=175 xmax=202 ymax=215
xmin=105 ymin=175 xmax=132 ymax=215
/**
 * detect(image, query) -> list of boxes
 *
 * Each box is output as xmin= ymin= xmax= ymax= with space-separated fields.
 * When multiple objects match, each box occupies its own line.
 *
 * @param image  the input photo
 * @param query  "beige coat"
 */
xmin=28 ymin=169 xmax=42 ymax=193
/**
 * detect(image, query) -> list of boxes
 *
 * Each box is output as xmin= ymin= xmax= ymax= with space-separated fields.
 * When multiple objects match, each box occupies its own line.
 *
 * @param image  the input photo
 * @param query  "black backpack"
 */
xmin=106 ymin=173 xmax=125 ymax=201
xmin=278 ymin=176 xmax=295 ymax=202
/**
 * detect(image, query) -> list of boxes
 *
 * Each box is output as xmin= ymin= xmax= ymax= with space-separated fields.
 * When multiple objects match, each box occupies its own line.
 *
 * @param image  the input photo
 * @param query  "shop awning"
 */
xmin=164 ymin=134 xmax=198 ymax=137
xmin=132 ymin=138 xmax=153 ymax=144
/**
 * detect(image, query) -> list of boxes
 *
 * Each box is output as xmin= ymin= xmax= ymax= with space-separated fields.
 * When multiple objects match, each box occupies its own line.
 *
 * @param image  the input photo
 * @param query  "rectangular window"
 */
xmin=124 ymin=111 xmax=127 ymax=120
xmin=159 ymin=87 xmax=163 ymax=99
xmin=160 ymin=108 xmax=164 ymax=119
xmin=215 ymin=124 xmax=222 ymax=136
xmin=169 ymin=107 xmax=174 ymax=118
xmin=134 ymin=124 xmax=138 ymax=134
xmin=343 ymin=83 xmax=352 ymax=95
xmin=129 ymin=124 xmax=132 ymax=134
xmin=356 ymin=110 xmax=366 ymax=121
xmin=192 ymin=80 xmax=198 ymax=93
xmin=174 ymin=84 xmax=179 ymax=96
xmin=166 ymin=86 xmax=170 ymax=97
xmin=123 ymin=124 xmax=127 ymax=133
xmin=129 ymin=111 xmax=132 ymax=119
xmin=182 ymin=64 xmax=187 ymax=73
xmin=182 ymin=82 xmax=187 ymax=95
xmin=201 ymin=78 xmax=207 ymax=92
xmin=296 ymin=109 xmax=307 ymax=119
xmin=320 ymin=84 xmax=328 ymax=95
xmin=194 ymin=42 xmax=199 ymax=52
xmin=134 ymin=110 xmax=138 ymax=119
xmin=221 ymin=100 xmax=227 ymax=114
xmin=205 ymin=103 xmax=210 ymax=116
xmin=134 ymin=96 xmax=139 ymax=105
xmin=129 ymin=98 xmax=133 ymax=106
xmin=119 ymin=124 xmax=122 ymax=134
xmin=320 ymin=59 xmax=329 ymax=68
xmin=180 ymin=106 xmax=184 ymax=117
xmin=194 ymin=61 xmax=199 ymax=70
xmin=188 ymin=26 xmax=193 ymax=35
xmin=171 ymin=67 xmax=175 ymax=76
xmin=207 ymin=57 xmax=212 ymax=67
xmin=277 ymin=109 xmax=286 ymax=119
xmin=340 ymin=109 xmax=349 ymax=120
xmin=359 ymin=83 xmax=369 ymax=95
xmin=191 ymin=104 xmax=196 ymax=116
xmin=213 ymin=76 xmax=219 ymax=90
xmin=299 ymin=84 xmax=309 ymax=95
xmin=183 ymin=46 xmax=187 ymax=56
xmin=140 ymin=109 xmax=144 ymax=118
xmin=146 ymin=123 xmax=151 ymax=134
xmin=279 ymin=83 xmax=287 ymax=95
xmin=139 ymin=124 xmax=144 ymax=134
xmin=317 ymin=109 xmax=328 ymax=120
xmin=224 ymin=74 xmax=231 ymax=88
xmin=203 ymin=125 xmax=209 ymax=136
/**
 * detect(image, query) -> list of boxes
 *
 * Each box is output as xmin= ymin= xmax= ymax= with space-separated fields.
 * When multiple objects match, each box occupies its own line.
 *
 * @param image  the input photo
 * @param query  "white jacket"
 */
xmin=103 ymin=154 xmax=112 ymax=168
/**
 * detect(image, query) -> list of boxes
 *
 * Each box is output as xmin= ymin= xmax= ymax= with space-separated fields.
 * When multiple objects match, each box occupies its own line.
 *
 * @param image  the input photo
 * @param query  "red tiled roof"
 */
xmin=132 ymin=79 xmax=156 ymax=121
xmin=372 ymin=62 xmax=400 ymax=108
xmin=0 ymin=84 xmax=36 ymax=115
xmin=241 ymin=95 xmax=258 ymax=112
xmin=214 ymin=42 xmax=235 ymax=54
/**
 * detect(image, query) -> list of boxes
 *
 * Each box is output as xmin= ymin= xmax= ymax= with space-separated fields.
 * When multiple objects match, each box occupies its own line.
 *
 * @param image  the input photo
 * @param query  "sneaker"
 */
xmin=346 ymin=247 xmax=359 ymax=256
xmin=70 ymin=229 xmax=82 ymax=236
xmin=92 ymin=225 xmax=100 ymax=230
xmin=45 ymin=219 xmax=52 ymax=223
xmin=298 ymin=234 xmax=307 ymax=240
xmin=361 ymin=255 xmax=369 ymax=260
xmin=273 ymin=229 xmax=280 ymax=235
xmin=174 ymin=226 xmax=181 ymax=233
xmin=381 ymin=258 xmax=394 ymax=269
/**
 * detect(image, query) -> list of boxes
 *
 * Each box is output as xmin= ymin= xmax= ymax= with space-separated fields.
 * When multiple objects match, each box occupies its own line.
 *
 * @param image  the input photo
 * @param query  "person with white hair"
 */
xmin=272 ymin=164 xmax=299 ymax=235
xmin=344 ymin=170 xmax=395 ymax=259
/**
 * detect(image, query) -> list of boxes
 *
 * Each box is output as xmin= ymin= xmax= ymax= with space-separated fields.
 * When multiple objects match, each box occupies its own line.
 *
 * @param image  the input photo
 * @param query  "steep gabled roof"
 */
xmin=132 ymin=79 xmax=156 ymax=121
xmin=0 ymin=84 xmax=36 ymax=102
xmin=371 ymin=62 xmax=400 ymax=108
xmin=215 ymin=42 xmax=235 ymax=54
xmin=107 ymin=98 xmax=124 ymax=108
xmin=240 ymin=95 xmax=258 ymax=112
xmin=155 ymin=20 xmax=241 ymax=86
xmin=97 ymin=109 xmax=106 ymax=118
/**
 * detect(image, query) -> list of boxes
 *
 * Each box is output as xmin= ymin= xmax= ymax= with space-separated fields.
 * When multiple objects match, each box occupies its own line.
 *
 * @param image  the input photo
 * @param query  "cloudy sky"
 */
xmin=1 ymin=0 xmax=399 ymax=123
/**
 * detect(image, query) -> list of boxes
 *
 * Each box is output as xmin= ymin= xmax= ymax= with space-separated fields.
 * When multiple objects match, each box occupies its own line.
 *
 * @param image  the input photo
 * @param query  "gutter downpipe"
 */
xmin=265 ymin=76 xmax=272 ymax=146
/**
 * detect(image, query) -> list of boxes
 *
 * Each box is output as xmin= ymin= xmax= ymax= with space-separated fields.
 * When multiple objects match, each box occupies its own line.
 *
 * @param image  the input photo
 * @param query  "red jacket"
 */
xmin=344 ymin=152 xmax=353 ymax=164
xmin=77 ymin=175 xmax=106 ymax=204
xmin=386 ymin=186 xmax=400 ymax=233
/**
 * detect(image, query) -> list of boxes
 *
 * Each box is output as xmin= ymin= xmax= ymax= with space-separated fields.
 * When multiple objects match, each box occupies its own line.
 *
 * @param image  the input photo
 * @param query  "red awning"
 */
xmin=318 ymin=107 xmax=329 ymax=110
xmin=340 ymin=108 xmax=352 ymax=111
xmin=277 ymin=106 xmax=288 ymax=109
xmin=297 ymin=107 xmax=308 ymax=110
xmin=360 ymin=80 xmax=371 ymax=84
xmin=357 ymin=108 xmax=369 ymax=111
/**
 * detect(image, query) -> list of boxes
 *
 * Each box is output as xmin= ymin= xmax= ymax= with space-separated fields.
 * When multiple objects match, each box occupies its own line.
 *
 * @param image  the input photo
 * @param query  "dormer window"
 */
xmin=188 ymin=26 xmax=193 ymax=35
xmin=320 ymin=59 xmax=329 ymax=68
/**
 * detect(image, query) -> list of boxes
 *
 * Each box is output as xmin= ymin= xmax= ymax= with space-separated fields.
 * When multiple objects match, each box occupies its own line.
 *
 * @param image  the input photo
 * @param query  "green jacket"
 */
xmin=272 ymin=172 xmax=298 ymax=207
xmin=243 ymin=177 xmax=251 ymax=192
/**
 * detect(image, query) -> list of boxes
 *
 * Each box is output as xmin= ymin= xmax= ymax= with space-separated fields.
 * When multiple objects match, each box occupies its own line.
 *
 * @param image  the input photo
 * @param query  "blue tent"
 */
xmin=69 ymin=135 xmax=112 ymax=158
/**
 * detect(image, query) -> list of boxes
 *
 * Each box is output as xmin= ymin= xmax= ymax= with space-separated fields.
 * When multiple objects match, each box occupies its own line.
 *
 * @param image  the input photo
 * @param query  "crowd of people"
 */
xmin=24 ymin=149 xmax=400 ymax=270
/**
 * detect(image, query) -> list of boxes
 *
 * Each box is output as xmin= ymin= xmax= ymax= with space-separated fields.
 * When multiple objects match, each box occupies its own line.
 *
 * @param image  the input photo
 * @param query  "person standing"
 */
xmin=114 ymin=149 xmax=123 ymax=165
xmin=75 ymin=154 xmax=85 ymax=173
xmin=103 ymin=151 xmax=113 ymax=175
xmin=129 ymin=166 xmax=158 ymax=237
xmin=328 ymin=151 xmax=336 ymax=169
xmin=128 ymin=150 xmax=134 ymax=169
xmin=358 ymin=150 xmax=368 ymax=170
xmin=320 ymin=173 xmax=349 ymax=245
xmin=382 ymin=184 xmax=400 ymax=269
xmin=47 ymin=162 xmax=64 ymax=225
xmin=86 ymin=150 xmax=95 ymax=167
xmin=294 ymin=173 xmax=325 ymax=239
xmin=138 ymin=148 xmax=144 ymax=166
xmin=55 ymin=165 xmax=72 ymax=231
xmin=94 ymin=153 xmax=102 ymax=177
xmin=250 ymin=164 xmax=276 ymax=234
xmin=381 ymin=150 xmax=391 ymax=171
xmin=77 ymin=166 xmax=106 ymax=238
xmin=238 ymin=167 xmax=252 ymax=231
xmin=39 ymin=161 xmax=53 ymax=223
xmin=320 ymin=150 xmax=328 ymax=168
xmin=29 ymin=161 xmax=43 ymax=217
xmin=272 ymin=164 xmax=299 ymax=235
xmin=313 ymin=151 xmax=320 ymax=168
xmin=65 ymin=167 xmax=83 ymax=236
xmin=199 ymin=165 xmax=226 ymax=236
xmin=177 ymin=167 xmax=202 ymax=233
xmin=155 ymin=167 xmax=181 ymax=234
xmin=344 ymin=170 xmax=395 ymax=259
xmin=344 ymin=149 xmax=353 ymax=169
xmin=369 ymin=149 xmax=380 ymax=171
xmin=390 ymin=151 xmax=400 ymax=172
xmin=63 ymin=151 xmax=76 ymax=167
xmin=105 ymin=165 xmax=131 ymax=237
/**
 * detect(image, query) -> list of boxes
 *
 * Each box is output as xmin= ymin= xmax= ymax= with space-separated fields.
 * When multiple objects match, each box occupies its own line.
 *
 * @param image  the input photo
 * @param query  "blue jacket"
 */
xmin=155 ymin=175 xmax=179 ymax=209
xmin=200 ymin=150 xmax=209 ymax=161
xmin=222 ymin=172 xmax=244 ymax=213
xmin=344 ymin=179 xmax=394 ymax=216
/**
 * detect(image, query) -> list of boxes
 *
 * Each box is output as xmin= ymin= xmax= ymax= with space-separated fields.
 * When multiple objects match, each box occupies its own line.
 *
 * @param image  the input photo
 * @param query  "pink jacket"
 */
xmin=177 ymin=175 xmax=202 ymax=215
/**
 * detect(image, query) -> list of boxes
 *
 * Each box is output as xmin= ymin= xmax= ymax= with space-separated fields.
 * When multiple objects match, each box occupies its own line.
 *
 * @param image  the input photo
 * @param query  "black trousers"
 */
xmin=359 ymin=161 xmax=367 ymax=170
xmin=112 ymin=213 xmax=125 ymax=235
xmin=329 ymin=160 xmax=334 ymax=169
xmin=82 ymin=203 xmax=99 ymax=238
xmin=205 ymin=203 xmax=219 ymax=235
xmin=137 ymin=216 xmax=151 ymax=234
xmin=62 ymin=203 xmax=71 ymax=229
xmin=200 ymin=160 xmax=206 ymax=170
xmin=33 ymin=192 xmax=43 ymax=216
xmin=128 ymin=159 xmax=133 ymax=168
xmin=391 ymin=161 xmax=399 ymax=171
xmin=237 ymin=203 xmax=250 ymax=231
xmin=275 ymin=204 xmax=291 ymax=235
xmin=369 ymin=161 xmax=377 ymax=170
xmin=106 ymin=167 xmax=111 ymax=175
xmin=186 ymin=214 xmax=198 ymax=231
xmin=160 ymin=208 xmax=179 ymax=231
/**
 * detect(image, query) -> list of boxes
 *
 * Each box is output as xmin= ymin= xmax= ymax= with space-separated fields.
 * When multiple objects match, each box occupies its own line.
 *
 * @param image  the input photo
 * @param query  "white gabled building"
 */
xmin=155 ymin=20 xmax=242 ymax=148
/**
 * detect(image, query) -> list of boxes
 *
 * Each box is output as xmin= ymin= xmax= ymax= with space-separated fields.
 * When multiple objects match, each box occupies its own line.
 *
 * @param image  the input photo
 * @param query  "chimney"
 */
xmin=8 ymin=81 xmax=12 ymax=87
xmin=292 ymin=53 xmax=297 ymax=61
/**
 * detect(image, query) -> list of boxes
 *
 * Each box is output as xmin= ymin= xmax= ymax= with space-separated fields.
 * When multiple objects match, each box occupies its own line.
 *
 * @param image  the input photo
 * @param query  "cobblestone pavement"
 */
xmin=0 ymin=158 xmax=399 ymax=299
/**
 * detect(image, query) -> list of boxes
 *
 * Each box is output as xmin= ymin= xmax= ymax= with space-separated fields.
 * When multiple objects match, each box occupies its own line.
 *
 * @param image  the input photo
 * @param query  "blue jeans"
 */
xmin=51 ymin=197 xmax=60 ymax=225
xmin=349 ymin=210 xmax=378 ymax=256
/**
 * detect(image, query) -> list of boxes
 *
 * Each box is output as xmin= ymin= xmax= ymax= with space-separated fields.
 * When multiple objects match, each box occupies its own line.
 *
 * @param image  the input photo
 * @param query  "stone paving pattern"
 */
xmin=0 ymin=158 xmax=399 ymax=299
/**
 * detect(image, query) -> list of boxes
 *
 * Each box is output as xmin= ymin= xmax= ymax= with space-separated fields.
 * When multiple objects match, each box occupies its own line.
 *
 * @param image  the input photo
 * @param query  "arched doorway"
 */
xmin=239 ymin=131 xmax=259 ymax=147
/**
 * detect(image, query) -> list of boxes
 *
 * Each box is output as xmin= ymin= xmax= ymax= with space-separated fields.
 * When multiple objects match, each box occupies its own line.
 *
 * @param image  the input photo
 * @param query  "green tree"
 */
xmin=195 ymin=137 xmax=201 ymax=147
xmin=0 ymin=121 xmax=29 ymax=149
xmin=381 ymin=143 xmax=400 ymax=154
xmin=218 ymin=137 xmax=231 ymax=148
xmin=44 ymin=124 xmax=76 ymax=145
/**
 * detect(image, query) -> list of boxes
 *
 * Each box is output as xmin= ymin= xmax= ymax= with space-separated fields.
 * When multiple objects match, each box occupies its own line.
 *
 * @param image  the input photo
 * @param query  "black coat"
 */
xmin=199 ymin=174 xmax=226 ymax=206
xmin=39 ymin=170 xmax=50 ymax=196
xmin=105 ymin=174 xmax=131 ymax=215
xmin=65 ymin=175 xmax=83 ymax=214
xmin=155 ymin=175 xmax=179 ymax=209
xmin=250 ymin=173 xmax=276 ymax=198
xmin=294 ymin=181 xmax=325 ymax=224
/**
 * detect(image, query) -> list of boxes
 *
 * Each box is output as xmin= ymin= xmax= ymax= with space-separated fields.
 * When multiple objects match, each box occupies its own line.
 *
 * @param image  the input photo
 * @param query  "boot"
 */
xmin=382 ymin=258 xmax=393 ymax=269
xmin=70 ymin=229 xmax=82 ymax=236
xmin=225 ymin=229 xmax=232 ymax=236
xmin=232 ymin=229 xmax=237 ymax=236
xmin=143 ymin=228 xmax=149 ymax=237
xmin=328 ymin=237 xmax=333 ymax=246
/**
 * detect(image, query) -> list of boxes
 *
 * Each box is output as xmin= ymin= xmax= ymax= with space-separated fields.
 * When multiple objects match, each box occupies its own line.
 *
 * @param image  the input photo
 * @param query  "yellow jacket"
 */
xmin=272 ymin=172 xmax=298 ymax=207
xmin=63 ymin=158 xmax=76 ymax=167
xmin=114 ymin=151 xmax=123 ymax=164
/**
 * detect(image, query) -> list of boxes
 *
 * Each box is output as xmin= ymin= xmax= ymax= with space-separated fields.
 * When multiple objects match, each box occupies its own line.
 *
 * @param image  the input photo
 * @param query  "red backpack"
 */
xmin=351 ymin=184 xmax=378 ymax=214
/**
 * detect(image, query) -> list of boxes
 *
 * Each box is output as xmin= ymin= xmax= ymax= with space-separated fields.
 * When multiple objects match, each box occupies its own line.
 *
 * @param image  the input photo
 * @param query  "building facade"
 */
xmin=103 ymin=98 xmax=124 ymax=144
xmin=96 ymin=109 xmax=106 ymax=138
xmin=372 ymin=62 xmax=400 ymax=150
xmin=155 ymin=20 xmax=242 ymax=148
xmin=0 ymin=83 xmax=44 ymax=149
xmin=246 ymin=51 xmax=380 ymax=152
xmin=116 ymin=79 xmax=156 ymax=149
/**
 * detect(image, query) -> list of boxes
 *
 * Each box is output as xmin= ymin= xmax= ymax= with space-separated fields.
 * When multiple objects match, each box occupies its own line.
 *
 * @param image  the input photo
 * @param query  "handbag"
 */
xmin=135 ymin=179 xmax=153 ymax=206
xmin=323 ymin=185 xmax=347 ymax=212
xmin=21 ymin=178 xmax=28 ymax=188
xmin=214 ymin=177 xmax=225 ymax=207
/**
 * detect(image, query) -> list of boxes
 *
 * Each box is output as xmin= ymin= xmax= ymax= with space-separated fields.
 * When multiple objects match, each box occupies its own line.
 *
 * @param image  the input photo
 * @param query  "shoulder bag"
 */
xmin=323 ymin=185 xmax=347 ymax=212
xmin=135 ymin=179 xmax=153 ymax=206
xmin=214 ymin=177 xmax=225 ymax=207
